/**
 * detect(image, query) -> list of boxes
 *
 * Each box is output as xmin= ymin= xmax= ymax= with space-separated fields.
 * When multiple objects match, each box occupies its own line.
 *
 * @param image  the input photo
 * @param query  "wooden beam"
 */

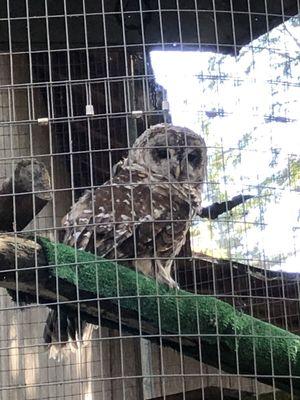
xmin=3 ymin=1 xmax=298 ymax=56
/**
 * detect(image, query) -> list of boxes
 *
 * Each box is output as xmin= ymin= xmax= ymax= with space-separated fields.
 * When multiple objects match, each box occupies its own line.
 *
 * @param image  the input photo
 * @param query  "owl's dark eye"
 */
xmin=156 ymin=148 xmax=168 ymax=159
xmin=188 ymin=150 xmax=202 ymax=167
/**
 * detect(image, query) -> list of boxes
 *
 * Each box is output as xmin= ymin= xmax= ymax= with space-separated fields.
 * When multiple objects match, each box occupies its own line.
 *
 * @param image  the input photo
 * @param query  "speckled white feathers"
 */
xmin=61 ymin=123 xmax=207 ymax=287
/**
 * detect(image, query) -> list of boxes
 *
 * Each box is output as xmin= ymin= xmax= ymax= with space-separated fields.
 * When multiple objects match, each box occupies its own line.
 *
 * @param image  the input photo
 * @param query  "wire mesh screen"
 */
xmin=0 ymin=1 xmax=299 ymax=399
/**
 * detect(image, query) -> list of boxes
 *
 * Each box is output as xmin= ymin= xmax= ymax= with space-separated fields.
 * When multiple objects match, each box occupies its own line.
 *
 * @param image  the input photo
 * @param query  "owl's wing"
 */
xmin=61 ymin=183 xmax=134 ymax=256
xmin=49 ymin=174 xmax=186 ymax=358
xmin=61 ymin=190 xmax=94 ymax=248
xmin=61 ymin=172 xmax=189 ymax=260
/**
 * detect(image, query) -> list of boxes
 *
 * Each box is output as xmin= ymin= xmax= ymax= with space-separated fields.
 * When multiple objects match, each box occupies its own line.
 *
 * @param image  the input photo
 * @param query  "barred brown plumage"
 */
xmin=44 ymin=123 xmax=207 ymax=357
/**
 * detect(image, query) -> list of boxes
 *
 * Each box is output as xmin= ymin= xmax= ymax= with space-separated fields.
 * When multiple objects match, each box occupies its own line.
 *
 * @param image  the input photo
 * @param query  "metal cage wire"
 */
xmin=0 ymin=0 xmax=299 ymax=399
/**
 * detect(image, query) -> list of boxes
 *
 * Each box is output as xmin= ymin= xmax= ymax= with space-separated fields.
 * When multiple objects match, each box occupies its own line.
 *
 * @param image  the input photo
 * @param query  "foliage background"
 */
xmin=151 ymin=15 xmax=300 ymax=270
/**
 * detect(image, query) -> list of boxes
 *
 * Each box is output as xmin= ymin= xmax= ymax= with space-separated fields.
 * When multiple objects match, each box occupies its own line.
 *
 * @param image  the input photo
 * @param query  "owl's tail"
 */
xmin=43 ymin=308 xmax=96 ymax=360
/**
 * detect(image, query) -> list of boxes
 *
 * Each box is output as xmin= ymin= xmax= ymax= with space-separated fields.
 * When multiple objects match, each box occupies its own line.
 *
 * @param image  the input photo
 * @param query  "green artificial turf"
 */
xmin=38 ymin=237 xmax=300 ymax=392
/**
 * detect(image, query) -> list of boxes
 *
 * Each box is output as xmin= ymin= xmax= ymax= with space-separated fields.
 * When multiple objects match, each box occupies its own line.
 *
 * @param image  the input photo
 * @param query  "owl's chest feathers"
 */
xmin=105 ymin=167 xmax=200 ymax=226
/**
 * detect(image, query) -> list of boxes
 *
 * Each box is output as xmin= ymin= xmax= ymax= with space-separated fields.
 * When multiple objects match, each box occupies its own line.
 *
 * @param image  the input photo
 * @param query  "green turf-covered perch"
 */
xmin=35 ymin=237 xmax=300 ymax=395
xmin=0 ymin=235 xmax=300 ymax=395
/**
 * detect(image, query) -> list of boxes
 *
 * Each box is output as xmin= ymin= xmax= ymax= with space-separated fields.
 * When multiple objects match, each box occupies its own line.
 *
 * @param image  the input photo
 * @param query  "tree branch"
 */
xmin=200 ymin=194 xmax=254 ymax=220
xmin=0 ymin=234 xmax=299 ymax=395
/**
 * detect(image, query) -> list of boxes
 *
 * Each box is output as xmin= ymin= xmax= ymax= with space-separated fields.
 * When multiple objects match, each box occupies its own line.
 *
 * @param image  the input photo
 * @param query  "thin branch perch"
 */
xmin=0 ymin=160 xmax=52 ymax=232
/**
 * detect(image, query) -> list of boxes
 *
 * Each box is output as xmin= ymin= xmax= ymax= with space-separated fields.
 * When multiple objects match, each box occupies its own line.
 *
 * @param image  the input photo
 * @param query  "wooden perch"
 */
xmin=0 ymin=159 xmax=52 ymax=232
xmin=0 ymin=234 xmax=300 ymax=395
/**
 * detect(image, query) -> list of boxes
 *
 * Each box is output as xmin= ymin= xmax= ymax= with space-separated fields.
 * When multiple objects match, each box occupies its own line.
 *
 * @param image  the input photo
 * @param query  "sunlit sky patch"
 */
xmin=151 ymin=16 xmax=300 ymax=272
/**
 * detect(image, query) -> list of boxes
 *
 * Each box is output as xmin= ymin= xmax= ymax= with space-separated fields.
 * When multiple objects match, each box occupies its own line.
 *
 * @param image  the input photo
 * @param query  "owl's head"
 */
xmin=127 ymin=124 xmax=207 ymax=186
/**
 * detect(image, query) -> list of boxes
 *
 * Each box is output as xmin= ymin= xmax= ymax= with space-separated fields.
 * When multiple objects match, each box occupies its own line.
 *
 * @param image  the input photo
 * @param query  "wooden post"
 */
xmin=0 ymin=159 xmax=52 ymax=232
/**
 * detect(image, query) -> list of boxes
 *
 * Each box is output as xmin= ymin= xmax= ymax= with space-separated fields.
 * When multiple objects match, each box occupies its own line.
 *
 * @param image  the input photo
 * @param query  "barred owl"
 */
xmin=44 ymin=123 xmax=207 ymax=357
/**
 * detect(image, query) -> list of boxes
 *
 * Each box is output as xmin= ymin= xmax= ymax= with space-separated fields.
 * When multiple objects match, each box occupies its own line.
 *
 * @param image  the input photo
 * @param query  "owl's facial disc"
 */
xmin=127 ymin=125 xmax=207 ymax=185
xmin=151 ymin=145 xmax=203 ymax=181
